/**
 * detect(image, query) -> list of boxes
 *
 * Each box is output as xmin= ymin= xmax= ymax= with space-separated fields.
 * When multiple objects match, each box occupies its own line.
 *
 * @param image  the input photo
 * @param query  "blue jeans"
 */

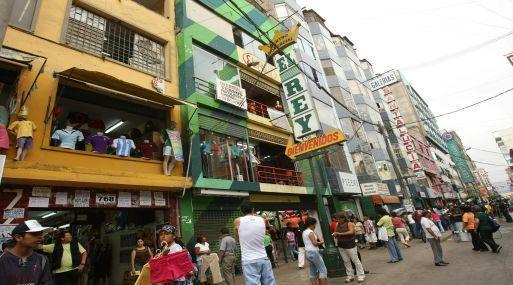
xmin=386 ymin=237 xmax=403 ymax=262
xmin=305 ymin=250 xmax=327 ymax=279
xmin=288 ymin=243 xmax=298 ymax=261
xmin=242 ymin=258 xmax=276 ymax=285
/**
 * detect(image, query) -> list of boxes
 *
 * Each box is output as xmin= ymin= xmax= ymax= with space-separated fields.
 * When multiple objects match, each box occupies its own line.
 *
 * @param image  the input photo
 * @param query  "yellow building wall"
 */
xmin=1 ymin=0 xmax=190 ymax=191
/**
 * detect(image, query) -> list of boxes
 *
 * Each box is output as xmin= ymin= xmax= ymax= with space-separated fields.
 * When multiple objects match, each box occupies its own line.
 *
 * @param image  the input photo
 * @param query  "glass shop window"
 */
xmin=193 ymin=45 xmax=241 ymax=95
xmin=199 ymin=129 xmax=252 ymax=182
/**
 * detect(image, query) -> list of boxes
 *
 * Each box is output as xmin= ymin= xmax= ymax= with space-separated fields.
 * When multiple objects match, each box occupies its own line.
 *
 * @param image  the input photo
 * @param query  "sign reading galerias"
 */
xmin=285 ymin=129 xmax=346 ymax=159
xmin=367 ymin=70 xmax=399 ymax=91
xmin=275 ymin=52 xmax=320 ymax=139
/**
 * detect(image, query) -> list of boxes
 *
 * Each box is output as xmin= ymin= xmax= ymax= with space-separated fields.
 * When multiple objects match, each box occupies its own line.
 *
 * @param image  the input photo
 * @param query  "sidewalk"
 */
xmin=234 ymin=231 xmax=455 ymax=284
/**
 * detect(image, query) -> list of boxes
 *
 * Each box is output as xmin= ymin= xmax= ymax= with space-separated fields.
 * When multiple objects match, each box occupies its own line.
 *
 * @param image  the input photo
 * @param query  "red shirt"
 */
xmin=392 ymin=217 xmax=405 ymax=228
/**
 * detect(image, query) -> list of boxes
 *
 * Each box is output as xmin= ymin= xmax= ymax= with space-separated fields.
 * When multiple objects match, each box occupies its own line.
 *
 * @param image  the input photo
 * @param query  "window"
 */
xmin=193 ymin=45 xmax=240 ymax=95
xmin=65 ymin=5 xmax=165 ymax=77
xmin=9 ymin=0 xmax=40 ymax=32
xmin=295 ymin=36 xmax=316 ymax=59
xmin=50 ymin=85 xmax=167 ymax=160
xmin=274 ymin=4 xmax=288 ymax=19
xmin=199 ymin=130 xmax=251 ymax=182
xmin=324 ymin=145 xmax=351 ymax=173
xmin=132 ymin=0 xmax=166 ymax=16
xmin=233 ymin=28 xmax=266 ymax=60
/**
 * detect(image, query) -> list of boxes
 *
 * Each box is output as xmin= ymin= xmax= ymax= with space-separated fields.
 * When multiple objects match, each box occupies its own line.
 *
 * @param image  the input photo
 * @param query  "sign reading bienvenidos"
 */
xmin=285 ymin=129 xmax=346 ymax=159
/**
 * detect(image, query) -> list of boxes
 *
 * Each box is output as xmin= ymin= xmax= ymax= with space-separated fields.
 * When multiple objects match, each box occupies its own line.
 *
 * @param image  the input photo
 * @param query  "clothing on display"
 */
xmin=51 ymin=128 xmax=85 ymax=149
xmin=0 ymin=124 xmax=9 ymax=150
xmin=113 ymin=136 xmax=136 ymax=157
xmin=140 ymin=140 xmax=154 ymax=159
xmin=8 ymin=120 xmax=37 ymax=139
xmin=0 ymin=106 xmax=9 ymax=127
xmin=86 ymin=133 xmax=112 ymax=153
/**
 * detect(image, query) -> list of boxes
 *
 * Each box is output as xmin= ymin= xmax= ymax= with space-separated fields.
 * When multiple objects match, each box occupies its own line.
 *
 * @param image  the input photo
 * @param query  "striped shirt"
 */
xmin=113 ymin=138 xmax=135 ymax=157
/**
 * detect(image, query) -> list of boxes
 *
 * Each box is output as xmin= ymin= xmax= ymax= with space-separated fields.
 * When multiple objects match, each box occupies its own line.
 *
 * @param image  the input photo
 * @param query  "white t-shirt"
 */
xmin=302 ymin=229 xmax=318 ymax=252
xmin=421 ymin=217 xmax=441 ymax=239
xmin=407 ymin=214 xmax=415 ymax=224
xmin=195 ymin=242 xmax=210 ymax=262
xmin=237 ymin=215 xmax=268 ymax=261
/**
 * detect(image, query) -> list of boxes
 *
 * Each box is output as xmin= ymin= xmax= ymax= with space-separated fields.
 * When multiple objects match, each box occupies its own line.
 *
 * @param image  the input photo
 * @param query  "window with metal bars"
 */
xmin=65 ymin=5 xmax=165 ymax=78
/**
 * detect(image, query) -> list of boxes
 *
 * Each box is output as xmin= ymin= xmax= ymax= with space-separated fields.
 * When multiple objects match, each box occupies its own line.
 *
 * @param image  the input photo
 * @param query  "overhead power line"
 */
xmin=403 ymin=30 xmax=513 ymax=70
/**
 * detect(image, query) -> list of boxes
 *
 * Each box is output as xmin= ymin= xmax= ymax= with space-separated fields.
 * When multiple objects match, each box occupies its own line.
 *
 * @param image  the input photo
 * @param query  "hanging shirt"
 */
xmin=113 ymin=138 xmax=136 ymax=157
xmin=140 ymin=142 xmax=154 ymax=159
xmin=51 ymin=129 xmax=84 ymax=149
xmin=160 ymin=129 xmax=173 ymax=147
xmin=8 ymin=120 xmax=37 ymax=138
xmin=86 ymin=135 xmax=112 ymax=153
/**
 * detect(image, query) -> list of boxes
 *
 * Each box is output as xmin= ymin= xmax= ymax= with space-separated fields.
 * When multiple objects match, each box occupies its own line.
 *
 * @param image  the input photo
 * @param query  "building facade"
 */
xmin=0 ymin=1 xmax=188 ymax=284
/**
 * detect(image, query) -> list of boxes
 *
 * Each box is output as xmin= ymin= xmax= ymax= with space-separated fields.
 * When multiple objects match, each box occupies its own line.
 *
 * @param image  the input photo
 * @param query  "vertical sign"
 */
xmin=385 ymin=93 xmax=425 ymax=178
xmin=442 ymin=132 xmax=475 ymax=183
xmin=274 ymin=52 xmax=320 ymax=140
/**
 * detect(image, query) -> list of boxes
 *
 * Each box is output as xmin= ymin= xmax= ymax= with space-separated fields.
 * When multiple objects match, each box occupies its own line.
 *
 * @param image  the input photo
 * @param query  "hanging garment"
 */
xmin=199 ymin=254 xmax=223 ymax=284
xmin=86 ymin=135 xmax=112 ymax=153
xmin=0 ymin=124 xmax=9 ymax=150
xmin=113 ymin=138 xmax=136 ymax=157
xmin=51 ymin=129 xmax=84 ymax=149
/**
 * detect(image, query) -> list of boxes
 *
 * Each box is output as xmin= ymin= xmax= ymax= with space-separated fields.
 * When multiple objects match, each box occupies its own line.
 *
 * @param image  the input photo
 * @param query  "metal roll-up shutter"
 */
xmin=199 ymin=115 xmax=246 ymax=138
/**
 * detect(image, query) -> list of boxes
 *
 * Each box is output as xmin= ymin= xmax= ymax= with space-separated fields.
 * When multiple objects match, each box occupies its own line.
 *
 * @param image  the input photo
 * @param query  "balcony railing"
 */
xmin=247 ymin=98 xmax=270 ymax=118
xmin=256 ymin=165 xmax=304 ymax=186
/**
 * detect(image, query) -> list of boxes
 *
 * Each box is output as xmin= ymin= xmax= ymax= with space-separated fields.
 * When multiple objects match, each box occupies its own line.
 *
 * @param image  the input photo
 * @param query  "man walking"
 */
xmin=475 ymin=206 xmax=503 ymax=253
xmin=421 ymin=211 xmax=449 ymax=266
xmin=218 ymin=227 xmax=236 ymax=285
xmin=234 ymin=201 xmax=276 ymax=285
xmin=499 ymin=200 xmax=513 ymax=223
xmin=42 ymin=230 xmax=87 ymax=284
xmin=0 ymin=220 xmax=53 ymax=285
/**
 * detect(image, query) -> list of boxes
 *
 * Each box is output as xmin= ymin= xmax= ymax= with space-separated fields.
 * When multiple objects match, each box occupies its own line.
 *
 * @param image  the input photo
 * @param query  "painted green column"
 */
xmin=308 ymin=156 xmax=345 ymax=278
xmin=316 ymin=154 xmax=343 ymax=214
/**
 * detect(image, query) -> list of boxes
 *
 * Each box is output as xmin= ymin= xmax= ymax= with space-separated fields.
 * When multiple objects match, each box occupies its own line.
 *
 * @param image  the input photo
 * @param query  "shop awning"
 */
xmin=56 ymin=68 xmax=196 ymax=108
xmin=372 ymin=195 xmax=400 ymax=205
xmin=0 ymin=47 xmax=37 ymax=71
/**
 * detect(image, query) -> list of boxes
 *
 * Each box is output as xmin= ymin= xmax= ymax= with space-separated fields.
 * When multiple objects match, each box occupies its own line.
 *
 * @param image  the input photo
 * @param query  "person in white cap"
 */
xmin=0 ymin=220 xmax=52 ymax=285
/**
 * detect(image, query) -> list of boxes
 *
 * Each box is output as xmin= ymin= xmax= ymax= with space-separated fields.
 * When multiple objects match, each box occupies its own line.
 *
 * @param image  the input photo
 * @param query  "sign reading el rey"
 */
xmin=215 ymin=78 xmax=247 ymax=110
xmin=285 ymin=129 xmax=346 ymax=159
xmin=275 ymin=52 xmax=320 ymax=140
xmin=367 ymin=70 xmax=399 ymax=91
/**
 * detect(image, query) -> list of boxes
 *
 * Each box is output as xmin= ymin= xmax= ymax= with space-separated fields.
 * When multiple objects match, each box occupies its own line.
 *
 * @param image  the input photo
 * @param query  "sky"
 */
xmin=297 ymin=0 xmax=513 ymax=183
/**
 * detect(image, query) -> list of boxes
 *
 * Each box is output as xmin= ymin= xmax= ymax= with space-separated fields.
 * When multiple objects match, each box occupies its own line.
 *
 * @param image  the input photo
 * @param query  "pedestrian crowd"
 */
xmin=0 ymin=199 xmax=510 ymax=285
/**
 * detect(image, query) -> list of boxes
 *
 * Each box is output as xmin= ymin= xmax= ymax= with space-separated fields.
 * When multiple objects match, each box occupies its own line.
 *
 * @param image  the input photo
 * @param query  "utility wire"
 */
xmin=466 ymin=147 xmax=504 ymax=155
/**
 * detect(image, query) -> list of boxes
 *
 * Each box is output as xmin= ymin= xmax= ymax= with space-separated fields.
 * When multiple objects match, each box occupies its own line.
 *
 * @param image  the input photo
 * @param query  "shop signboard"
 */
xmin=139 ymin=191 xmax=152 ymax=206
xmin=275 ymin=52 xmax=320 ymax=140
xmin=117 ymin=192 xmax=132 ymax=208
xmin=32 ymin=187 xmax=51 ymax=198
xmin=73 ymin=190 xmax=90 ymax=207
xmin=96 ymin=193 xmax=117 ymax=206
xmin=238 ymin=48 xmax=281 ymax=82
xmin=55 ymin=192 xmax=68 ymax=205
xmin=337 ymin=172 xmax=361 ymax=194
xmin=215 ymin=78 xmax=247 ymax=110
xmin=258 ymin=21 xmax=301 ymax=58
xmin=3 ymin=208 xmax=24 ymax=219
xmin=367 ymin=70 xmax=399 ymax=91
xmin=360 ymin=182 xmax=390 ymax=196
xmin=442 ymin=132 xmax=475 ymax=183
xmin=28 ymin=197 xmax=49 ymax=208
xmin=285 ymin=129 xmax=346 ymax=159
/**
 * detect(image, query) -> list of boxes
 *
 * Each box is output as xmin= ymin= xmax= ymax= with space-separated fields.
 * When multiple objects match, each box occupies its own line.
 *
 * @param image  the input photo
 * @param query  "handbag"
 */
xmin=149 ymin=250 xmax=194 ymax=283
xmin=378 ymin=227 xmax=389 ymax=242
xmin=489 ymin=216 xmax=501 ymax=233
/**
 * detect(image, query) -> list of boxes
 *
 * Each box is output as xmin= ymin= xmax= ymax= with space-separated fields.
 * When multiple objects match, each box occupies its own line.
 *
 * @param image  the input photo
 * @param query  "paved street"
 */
xmin=237 ymin=222 xmax=513 ymax=285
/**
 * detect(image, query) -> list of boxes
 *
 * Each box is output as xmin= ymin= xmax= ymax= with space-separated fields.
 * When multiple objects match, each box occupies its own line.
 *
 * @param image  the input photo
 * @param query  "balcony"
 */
xmin=256 ymin=165 xmax=304 ymax=186
xmin=247 ymin=98 xmax=270 ymax=118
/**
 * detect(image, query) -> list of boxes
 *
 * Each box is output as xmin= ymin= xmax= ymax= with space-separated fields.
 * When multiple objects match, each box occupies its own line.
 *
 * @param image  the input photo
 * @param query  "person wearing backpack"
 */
xmin=0 ymin=220 xmax=53 ymax=285
xmin=475 ymin=205 xmax=503 ymax=253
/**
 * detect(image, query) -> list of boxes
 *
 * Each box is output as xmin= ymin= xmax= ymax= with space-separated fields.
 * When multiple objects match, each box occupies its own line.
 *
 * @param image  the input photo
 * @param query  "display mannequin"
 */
xmin=160 ymin=122 xmax=177 ymax=176
xmin=139 ymin=139 xmax=154 ymax=159
xmin=51 ymin=122 xmax=85 ymax=150
xmin=112 ymin=135 xmax=136 ymax=157
xmin=8 ymin=106 xmax=37 ymax=161
xmin=86 ymin=131 xmax=112 ymax=153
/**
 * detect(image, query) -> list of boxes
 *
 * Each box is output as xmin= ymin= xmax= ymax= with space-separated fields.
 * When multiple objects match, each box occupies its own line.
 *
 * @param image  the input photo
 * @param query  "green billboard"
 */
xmin=442 ymin=132 xmax=475 ymax=183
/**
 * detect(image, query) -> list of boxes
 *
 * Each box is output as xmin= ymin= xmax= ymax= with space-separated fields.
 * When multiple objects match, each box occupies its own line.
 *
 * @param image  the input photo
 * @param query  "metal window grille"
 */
xmin=66 ymin=5 xmax=165 ymax=78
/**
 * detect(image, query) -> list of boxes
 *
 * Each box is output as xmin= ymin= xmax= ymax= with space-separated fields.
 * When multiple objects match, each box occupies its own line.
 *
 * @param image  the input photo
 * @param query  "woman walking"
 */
xmin=475 ymin=206 xmax=503 ymax=253
xmin=302 ymin=218 xmax=328 ymax=285
xmin=130 ymin=238 xmax=153 ymax=276
xmin=462 ymin=206 xmax=485 ymax=251
xmin=333 ymin=213 xmax=366 ymax=283
xmin=391 ymin=212 xmax=410 ymax=248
